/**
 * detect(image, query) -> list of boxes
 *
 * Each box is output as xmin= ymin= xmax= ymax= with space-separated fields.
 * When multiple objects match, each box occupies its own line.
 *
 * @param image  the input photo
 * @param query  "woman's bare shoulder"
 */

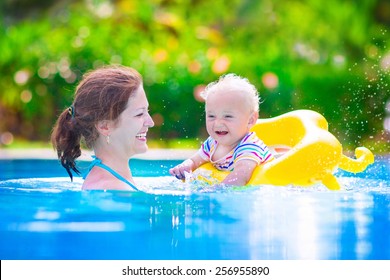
xmin=82 ymin=170 xmax=131 ymax=190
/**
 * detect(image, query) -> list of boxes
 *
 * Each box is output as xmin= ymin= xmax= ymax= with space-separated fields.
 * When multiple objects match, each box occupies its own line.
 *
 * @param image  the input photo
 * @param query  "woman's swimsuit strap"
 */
xmin=86 ymin=156 xmax=139 ymax=191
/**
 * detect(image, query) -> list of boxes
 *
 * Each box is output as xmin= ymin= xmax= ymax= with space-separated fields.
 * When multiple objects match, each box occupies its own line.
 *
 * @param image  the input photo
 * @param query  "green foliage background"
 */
xmin=0 ymin=0 xmax=389 ymax=152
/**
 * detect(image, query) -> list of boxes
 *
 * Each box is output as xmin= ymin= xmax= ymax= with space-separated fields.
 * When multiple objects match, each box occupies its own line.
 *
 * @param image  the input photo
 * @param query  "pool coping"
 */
xmin=0 ymin=148 xmax=196 ymax=161
xmin=2 ymin=148 xmax=388 ymax=161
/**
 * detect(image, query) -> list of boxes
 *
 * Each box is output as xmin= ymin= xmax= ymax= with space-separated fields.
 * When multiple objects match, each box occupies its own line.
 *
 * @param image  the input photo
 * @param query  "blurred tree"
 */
xmin=0 ymin=0 xmax=389 ymax=152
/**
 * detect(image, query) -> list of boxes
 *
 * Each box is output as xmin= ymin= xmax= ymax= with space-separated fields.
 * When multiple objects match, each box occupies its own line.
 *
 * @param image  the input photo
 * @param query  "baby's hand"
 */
xmin=169 ymin=159 xmax=194 ymax=180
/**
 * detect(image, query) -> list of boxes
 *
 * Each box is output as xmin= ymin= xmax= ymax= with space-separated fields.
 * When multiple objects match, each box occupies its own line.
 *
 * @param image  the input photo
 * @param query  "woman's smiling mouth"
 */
xmin=136 ymin=132 xmax=147 ymax=140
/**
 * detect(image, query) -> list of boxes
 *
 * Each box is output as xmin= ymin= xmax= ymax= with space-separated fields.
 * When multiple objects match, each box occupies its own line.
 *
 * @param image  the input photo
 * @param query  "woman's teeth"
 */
xmin=136 ymin=133 xmax=147 ymax=139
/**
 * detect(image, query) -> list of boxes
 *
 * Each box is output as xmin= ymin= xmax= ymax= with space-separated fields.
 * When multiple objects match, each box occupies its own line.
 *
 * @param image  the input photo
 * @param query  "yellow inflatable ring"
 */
xmin=194 ymin=109 xmax=374 ymax=190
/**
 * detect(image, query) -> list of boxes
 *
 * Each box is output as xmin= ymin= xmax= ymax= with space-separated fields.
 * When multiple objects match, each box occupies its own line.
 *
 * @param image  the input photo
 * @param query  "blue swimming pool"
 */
xmin=0 ymin=156 xmax=389 ymax=260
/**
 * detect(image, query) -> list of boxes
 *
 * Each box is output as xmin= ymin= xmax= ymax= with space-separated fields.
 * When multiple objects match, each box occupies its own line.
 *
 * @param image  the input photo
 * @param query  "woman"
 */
xmin=51 ymin=65 xmax=154 ymax=190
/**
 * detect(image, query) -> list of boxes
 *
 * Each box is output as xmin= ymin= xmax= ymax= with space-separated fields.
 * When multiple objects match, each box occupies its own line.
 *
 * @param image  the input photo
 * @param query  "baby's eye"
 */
xmin=224 ymin=115 xmax=233 ymax=118
xmin=207 ymin=114 xmax=215 ymax=118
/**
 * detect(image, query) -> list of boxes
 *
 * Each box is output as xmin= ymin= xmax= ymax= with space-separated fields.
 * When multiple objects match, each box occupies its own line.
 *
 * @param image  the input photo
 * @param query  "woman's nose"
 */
xmin=146 ymin=113 xmax=155 ymax=127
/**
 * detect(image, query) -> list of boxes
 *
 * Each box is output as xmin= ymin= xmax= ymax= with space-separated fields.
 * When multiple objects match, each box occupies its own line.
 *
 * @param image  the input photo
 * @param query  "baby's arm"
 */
xmin=169 ymin=154 xmax=206 ymax=180
xmin=221 ymin=159 xmax=258 ymax=186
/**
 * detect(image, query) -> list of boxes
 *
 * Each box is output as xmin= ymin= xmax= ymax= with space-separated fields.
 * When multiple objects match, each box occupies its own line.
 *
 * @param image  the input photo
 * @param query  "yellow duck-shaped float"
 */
xmin=194 ymin=110 xmax=375 ymax=190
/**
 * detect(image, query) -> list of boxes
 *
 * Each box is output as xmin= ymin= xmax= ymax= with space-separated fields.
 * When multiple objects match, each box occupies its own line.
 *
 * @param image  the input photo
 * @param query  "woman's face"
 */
xmin=110 ymin=85 xmax=154 ymax=157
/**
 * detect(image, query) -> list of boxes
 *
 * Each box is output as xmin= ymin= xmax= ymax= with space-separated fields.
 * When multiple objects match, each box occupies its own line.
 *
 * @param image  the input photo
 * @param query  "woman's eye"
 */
xmin=135 ymin=109 xmax=150 ymax=117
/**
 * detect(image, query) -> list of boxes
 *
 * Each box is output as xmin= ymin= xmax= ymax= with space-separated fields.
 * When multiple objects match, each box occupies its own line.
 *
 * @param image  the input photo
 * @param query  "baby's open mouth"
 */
xmin=215 ymin=131 xmax=228 ymax=136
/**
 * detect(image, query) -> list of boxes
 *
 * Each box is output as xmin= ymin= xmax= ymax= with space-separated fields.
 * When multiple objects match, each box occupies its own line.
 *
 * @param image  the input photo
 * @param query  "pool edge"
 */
xmin=0 ymin=148 xmax=196 ymax=161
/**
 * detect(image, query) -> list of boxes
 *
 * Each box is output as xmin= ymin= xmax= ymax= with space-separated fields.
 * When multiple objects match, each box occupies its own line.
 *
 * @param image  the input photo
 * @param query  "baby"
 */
xmin=169 ymin=74 xmax=274 ymax=186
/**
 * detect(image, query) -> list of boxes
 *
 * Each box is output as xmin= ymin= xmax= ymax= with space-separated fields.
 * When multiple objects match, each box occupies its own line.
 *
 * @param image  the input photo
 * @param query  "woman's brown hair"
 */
xmin=51 ymin=65 xmax=142 ymax=180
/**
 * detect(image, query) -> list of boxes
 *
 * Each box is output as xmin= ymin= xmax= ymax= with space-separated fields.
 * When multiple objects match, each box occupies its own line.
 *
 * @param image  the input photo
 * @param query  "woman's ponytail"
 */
xmin=51 ymin=106 xmax=81 ymax=181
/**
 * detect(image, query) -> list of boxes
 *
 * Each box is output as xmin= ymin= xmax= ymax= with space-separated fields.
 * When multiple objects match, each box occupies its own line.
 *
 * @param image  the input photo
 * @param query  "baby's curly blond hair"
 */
xmin=200 ymin=73 xmax=260 ymax=113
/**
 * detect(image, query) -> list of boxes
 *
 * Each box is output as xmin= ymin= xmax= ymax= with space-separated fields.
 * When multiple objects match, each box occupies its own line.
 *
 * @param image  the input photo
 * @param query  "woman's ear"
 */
xmin=248 ymin=111 xmax=259 ymax=128
xmin=95 ymin=120 xmax=112 ymax=137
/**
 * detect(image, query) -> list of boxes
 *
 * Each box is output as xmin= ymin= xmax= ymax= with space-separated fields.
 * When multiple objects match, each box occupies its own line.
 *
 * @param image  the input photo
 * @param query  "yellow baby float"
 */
xmin=194 ymin=110 xmax=374 ymax=190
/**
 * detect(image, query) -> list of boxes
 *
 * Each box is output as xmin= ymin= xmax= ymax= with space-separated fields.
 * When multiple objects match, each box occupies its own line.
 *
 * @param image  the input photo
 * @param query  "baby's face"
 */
xmin=205 ymin=90 xmax=257 ymax=149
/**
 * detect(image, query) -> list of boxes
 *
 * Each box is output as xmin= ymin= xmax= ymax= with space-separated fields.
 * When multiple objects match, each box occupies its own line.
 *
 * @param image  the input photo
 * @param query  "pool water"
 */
xmin=0 ymin=157 xmax=389 ymax=260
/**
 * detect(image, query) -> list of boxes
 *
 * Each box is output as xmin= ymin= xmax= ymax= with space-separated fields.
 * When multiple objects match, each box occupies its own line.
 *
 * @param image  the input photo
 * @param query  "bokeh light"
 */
xmin=1 ymin=132 xmax=14 ymax=145
xmin=262 ymin=72 xmax=279 ymax=90
xmin=14 ymin=69 xmax=30 ymax=85
xmin=212 ymin=55 xmax=230 ymax=74
xmin=193 ymin=85 xmax=206 ymax=102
